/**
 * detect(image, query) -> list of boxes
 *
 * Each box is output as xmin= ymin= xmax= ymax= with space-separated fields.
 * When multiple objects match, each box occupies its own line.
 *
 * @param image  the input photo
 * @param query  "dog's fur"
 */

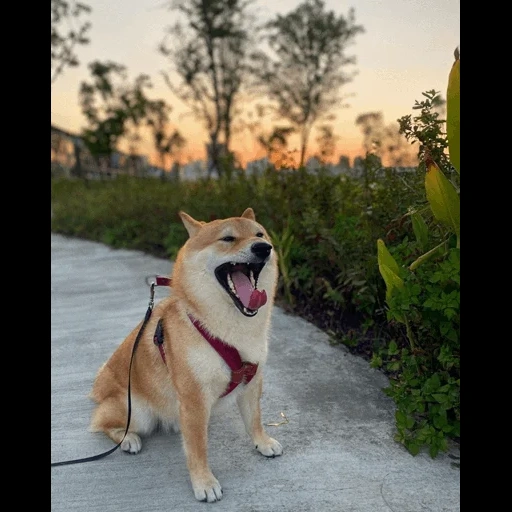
xmin=89 ymin=208 xmax=282 ymax=502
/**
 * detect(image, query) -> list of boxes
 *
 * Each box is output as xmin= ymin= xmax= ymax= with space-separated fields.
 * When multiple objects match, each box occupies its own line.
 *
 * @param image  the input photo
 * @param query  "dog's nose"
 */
xmin=251 ymin=242 xmax=272 ymax=260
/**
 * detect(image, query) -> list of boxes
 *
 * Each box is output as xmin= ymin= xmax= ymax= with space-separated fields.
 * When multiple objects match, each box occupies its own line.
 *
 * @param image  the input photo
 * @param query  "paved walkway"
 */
xmin=51 ymin=233 xmax=460 ymax=512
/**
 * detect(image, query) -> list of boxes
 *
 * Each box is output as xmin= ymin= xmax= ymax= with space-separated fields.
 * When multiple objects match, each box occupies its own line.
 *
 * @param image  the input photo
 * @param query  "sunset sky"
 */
xmin=51 ymin=0 xmax=460 ymax=168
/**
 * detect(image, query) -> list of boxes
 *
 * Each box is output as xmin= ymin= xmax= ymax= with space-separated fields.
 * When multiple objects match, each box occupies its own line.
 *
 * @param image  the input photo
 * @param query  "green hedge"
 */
xmin=51 ymin=161 xmax=424 ymax=341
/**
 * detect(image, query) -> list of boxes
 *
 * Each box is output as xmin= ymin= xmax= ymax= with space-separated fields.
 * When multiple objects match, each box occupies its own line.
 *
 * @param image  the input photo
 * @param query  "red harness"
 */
xmin=187 ymin=315 xmax=258 ymax=397
xmin=152 ymin=306 xmax=258 ymax=397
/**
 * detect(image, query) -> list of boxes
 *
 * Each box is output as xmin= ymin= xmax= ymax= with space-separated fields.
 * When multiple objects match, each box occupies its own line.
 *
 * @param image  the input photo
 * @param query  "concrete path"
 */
xmin=51 ymin=233 xmax=460 ymax=512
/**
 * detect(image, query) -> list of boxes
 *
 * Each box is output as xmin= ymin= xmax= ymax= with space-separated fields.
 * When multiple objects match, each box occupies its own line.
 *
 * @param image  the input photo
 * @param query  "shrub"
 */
xmin=51 ymin=160 xmax=424 ymax=344
xmin=375 ymin=49 xmax=460 ymax=457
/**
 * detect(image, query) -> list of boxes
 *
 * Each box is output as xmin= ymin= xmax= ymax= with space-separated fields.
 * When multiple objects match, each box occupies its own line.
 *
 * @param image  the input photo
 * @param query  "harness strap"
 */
xmin=153 ymin=315 xmax=258 ymax=397
xmin=187 ymin=315 xmax=258 ymax=397
xmin=153 ymin=319 xmax=166 ymax=364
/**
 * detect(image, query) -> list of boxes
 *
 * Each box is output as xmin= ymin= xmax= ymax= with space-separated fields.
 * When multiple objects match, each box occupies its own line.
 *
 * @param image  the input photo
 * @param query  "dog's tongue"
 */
xmin=231 ymin=271 xmax=267 ymax=310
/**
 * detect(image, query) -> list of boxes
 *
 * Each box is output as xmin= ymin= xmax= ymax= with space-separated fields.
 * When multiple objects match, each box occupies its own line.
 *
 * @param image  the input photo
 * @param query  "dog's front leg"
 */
xmin=180 ymin=398 xmax=223 ymax=502
xmin=237 ymin=373 xmax=283 ymax=457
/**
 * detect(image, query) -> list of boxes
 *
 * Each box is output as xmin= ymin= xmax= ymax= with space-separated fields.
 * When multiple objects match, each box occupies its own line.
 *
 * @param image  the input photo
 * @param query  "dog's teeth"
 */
xmin=250 ymin=270 xmax=255 ymax=288
xmin=227 ymin=274 xmax=238 ymax=296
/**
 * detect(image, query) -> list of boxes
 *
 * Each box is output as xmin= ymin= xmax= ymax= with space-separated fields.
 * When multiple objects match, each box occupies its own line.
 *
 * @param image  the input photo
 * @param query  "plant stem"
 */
xmin=404 ymin=315 xmax=416 ymax=351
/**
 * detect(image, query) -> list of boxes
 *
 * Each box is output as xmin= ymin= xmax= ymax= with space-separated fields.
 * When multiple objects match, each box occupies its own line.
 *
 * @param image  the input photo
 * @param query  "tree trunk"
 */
xmin=299 ymin=125 xmax=311 ymax=168
xmin=207 ymin=134 xmax=221 ymax=177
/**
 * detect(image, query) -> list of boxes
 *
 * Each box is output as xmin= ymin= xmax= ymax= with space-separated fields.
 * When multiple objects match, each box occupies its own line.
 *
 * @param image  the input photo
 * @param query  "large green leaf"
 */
xmin=425 ymin=160 xmax=460 ymax=244
xmin=377 ymin=239 xmax=404 ymax=302
xmin=447 ymin=48 xmax=460 ymax=174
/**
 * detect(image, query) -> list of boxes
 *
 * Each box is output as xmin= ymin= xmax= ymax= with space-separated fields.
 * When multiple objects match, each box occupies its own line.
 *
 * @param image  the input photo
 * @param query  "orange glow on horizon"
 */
xmin=145 ymin=142 xmax=364 ymax=169
xmin=124 ymin=122 xmax=367 ymax=170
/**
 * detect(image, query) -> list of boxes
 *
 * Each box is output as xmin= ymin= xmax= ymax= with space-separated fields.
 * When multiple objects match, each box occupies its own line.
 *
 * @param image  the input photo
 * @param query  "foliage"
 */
xmin=51 ymin=0 xmax=92 ymax=84
xmin=235 ymin=104 xmax=297 ymax=168
xmin=398 ymin=90 xmax=451 ymax=173
xmin=269 ymin=222 xmax=295 ymax=306
xmin=52 ymin=160 xmax=424 ymax=331
xmin=251 ymin=0 xmax=364 ymax=167
xmin=147 ymin=103 xmax=187 ymax=171
xmin=315 ymin=125 xmax=340 ymax=163
xmin=258 ymin=127 xmax=296 ymax=166
xmin=373 ymin=244 xmax=460 ymax=458
xmin=376 ymin=50 xmax=460 ymax=457
xmin=79 ymin=61 xmax=174 ymax=166
xmin=355 ymin=112 xmax=418 ymax=167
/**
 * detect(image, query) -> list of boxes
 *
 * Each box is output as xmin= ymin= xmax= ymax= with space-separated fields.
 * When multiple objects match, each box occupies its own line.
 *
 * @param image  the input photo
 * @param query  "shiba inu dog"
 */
xmin=89 ymin=208 xmax=283 ymax=503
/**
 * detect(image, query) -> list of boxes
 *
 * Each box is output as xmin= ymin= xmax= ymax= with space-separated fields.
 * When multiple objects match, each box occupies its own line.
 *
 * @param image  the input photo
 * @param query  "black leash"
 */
xmin=51 ymin=281 xmax=157 ymax=467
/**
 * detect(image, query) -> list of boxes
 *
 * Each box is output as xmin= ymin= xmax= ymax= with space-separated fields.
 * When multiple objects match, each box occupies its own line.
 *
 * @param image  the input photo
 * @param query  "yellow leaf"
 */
xmin=377 ymin=239 xmax=404 ymax=302
xmin=425 ymin=160 xmax=460 ymax=241
xmin=447 ymin=49 xmax=460 ymax=174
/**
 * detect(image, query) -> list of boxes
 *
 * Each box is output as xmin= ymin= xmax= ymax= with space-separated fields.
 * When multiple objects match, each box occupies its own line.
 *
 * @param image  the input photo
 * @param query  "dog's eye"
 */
xmin=256 ymin=232 xmax=264 ymax=238
xmin=221 ymin=236 xmax=236 ymax=242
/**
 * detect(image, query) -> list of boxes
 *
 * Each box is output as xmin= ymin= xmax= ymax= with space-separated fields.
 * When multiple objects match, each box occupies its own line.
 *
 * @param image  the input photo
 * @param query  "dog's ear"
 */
xmin=241 ymin=208 xmax=256 ymax=221
xmin=179 ymin=211 xmax=204 ymax=238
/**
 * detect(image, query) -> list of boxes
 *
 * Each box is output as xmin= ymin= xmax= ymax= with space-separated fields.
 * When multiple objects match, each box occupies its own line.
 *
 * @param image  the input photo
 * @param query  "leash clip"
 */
xmin=145 ymin=274 xmax=172 ymax=310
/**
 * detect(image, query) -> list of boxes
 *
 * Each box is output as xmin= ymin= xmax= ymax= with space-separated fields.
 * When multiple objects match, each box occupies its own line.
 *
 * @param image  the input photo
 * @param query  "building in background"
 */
xmin=51 ymin=124 xmax=97 ymax=177
xmin=51 ymin=124 xmax=151 ymax=178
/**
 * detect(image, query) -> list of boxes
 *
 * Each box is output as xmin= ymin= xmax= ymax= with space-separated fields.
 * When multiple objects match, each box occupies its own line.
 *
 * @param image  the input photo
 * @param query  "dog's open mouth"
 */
xmin=215 ymin=262 xmax=267 ymax=317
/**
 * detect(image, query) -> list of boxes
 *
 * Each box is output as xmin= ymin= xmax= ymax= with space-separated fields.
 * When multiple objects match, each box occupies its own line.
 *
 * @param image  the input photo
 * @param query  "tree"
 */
xmin=232 ymin=104 xmax=296 ymax=168
xmin=145 ymin=99 xmax=172 ymax=169
xmin=356 ymin=112 xmax=418 ymax=167
xmin=79 ymin=60 xmax=173 ymax=170
xmin=168 ymin=131 xmax=187 ymax=165
xmin=159 ymin=0 xmax=254 ymax=176
xmin=51 ymin=0 xmax=92 ymax=84
xmin=148 ymin=105 xmax=187 ymax=172
xmin=338 ymin=155 xmax=351 ymax=172
xmin=257 ymin=126 xmax=296 ymax=167
xmin=355 ymin=112 xmax=383 ymax=154
xmin=315 ymin=125 xmax=339 ymax=163
xmin=251 ymin=0 xmax=364 ymax=167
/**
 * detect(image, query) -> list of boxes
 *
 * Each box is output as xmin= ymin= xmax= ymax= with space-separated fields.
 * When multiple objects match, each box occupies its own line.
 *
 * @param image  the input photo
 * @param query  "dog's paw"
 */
xmin=120 ymin=433 xmax=142 ymax=454
xmin=192 ymin=474 xmax=223 ymax=503
xmin=255 ymin=437 xmax=283 ymax=458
